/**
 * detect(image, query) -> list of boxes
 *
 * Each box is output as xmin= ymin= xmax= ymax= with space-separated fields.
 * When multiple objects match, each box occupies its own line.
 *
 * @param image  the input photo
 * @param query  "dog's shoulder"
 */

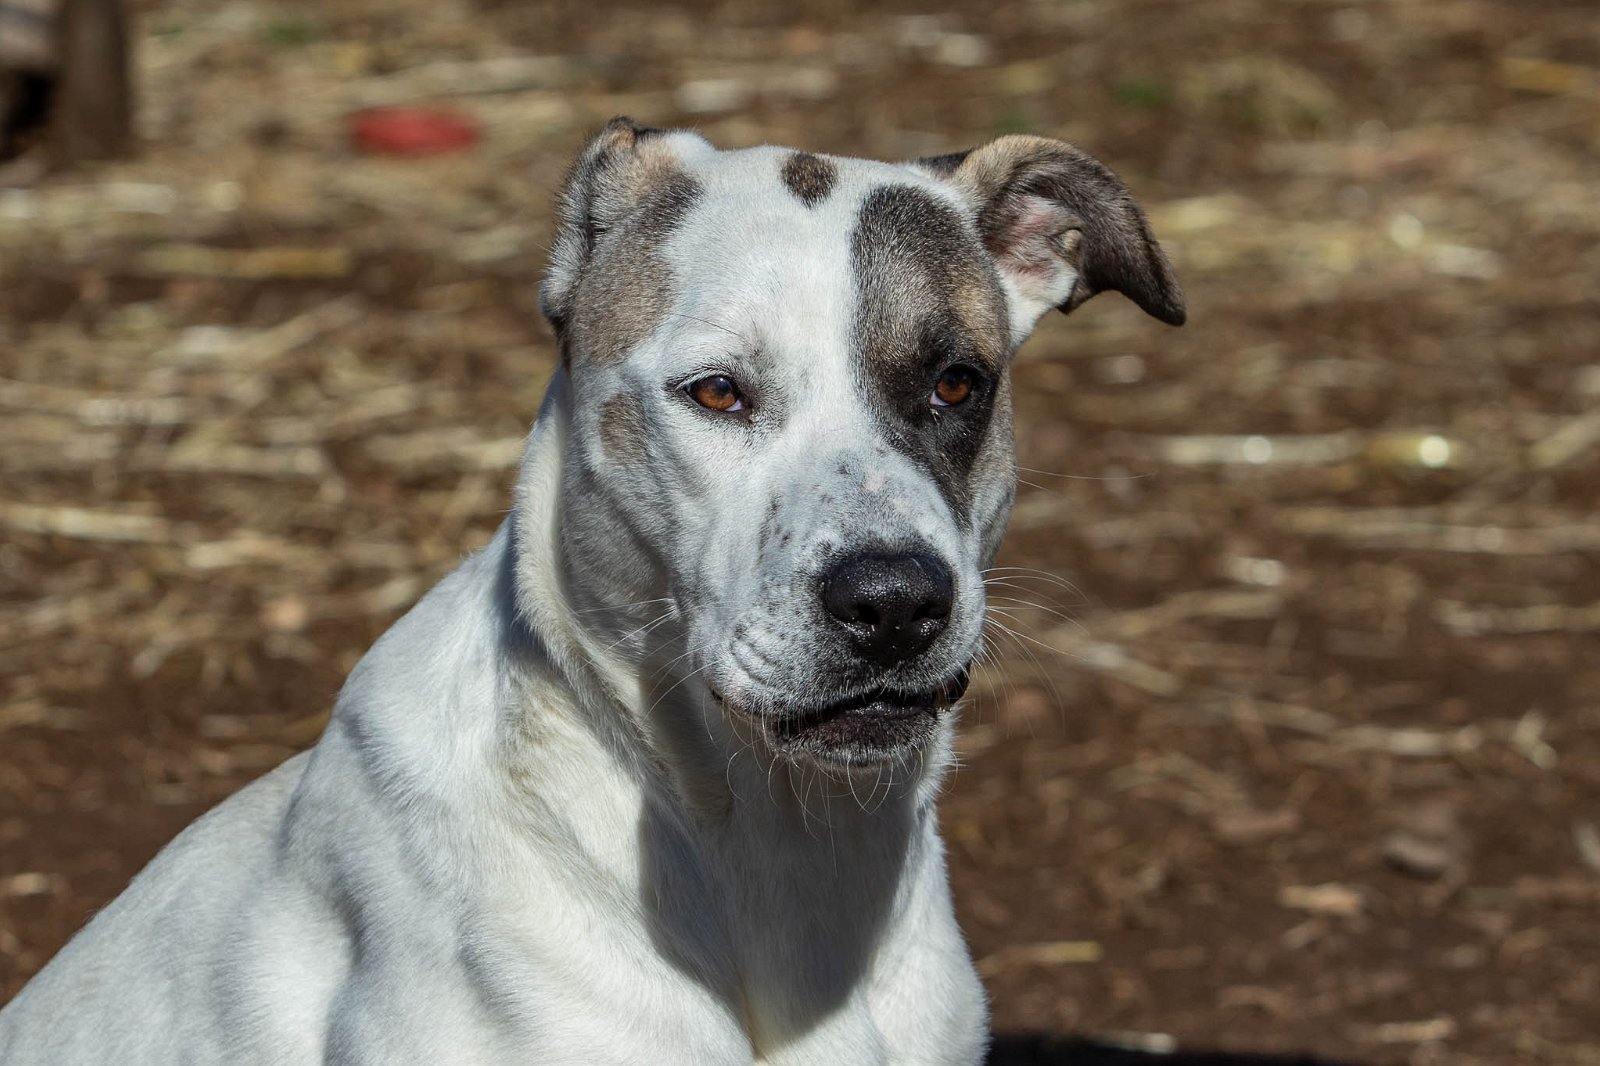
xmin=0 ymin=754 xmax=313 ymax=1061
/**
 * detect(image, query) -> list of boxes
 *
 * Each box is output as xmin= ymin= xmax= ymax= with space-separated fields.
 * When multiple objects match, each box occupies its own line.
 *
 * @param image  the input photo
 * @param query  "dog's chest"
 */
xmin=610 ymin=795 xmax=978 ymax=1064
xmin=455 ymin=789 xmax=977 ymax=1064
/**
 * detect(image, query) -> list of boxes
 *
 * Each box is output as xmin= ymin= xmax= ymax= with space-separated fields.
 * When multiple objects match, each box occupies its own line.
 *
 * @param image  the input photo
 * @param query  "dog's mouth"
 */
xmin=713 ymin=668 xmax=970 ymax=766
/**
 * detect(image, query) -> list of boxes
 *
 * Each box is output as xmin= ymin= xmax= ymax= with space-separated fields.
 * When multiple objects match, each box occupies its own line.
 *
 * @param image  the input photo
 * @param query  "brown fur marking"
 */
xmin=780 ymin=151 xmax=838 ymax=208
xmin=849 ymin=183 xmax=1011 ymax=520
xmin=599 ymin=392 xmax=649 ymax=464
xmin=569 ymin=169 xmax=702 ymax=366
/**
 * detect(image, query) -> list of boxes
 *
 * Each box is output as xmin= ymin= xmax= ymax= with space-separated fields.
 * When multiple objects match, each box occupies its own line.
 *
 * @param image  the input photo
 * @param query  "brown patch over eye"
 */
xmin=688 ymin=374 xmax=744 ymax=412
xmin=933 ymin=366 xmax=976 ymax=407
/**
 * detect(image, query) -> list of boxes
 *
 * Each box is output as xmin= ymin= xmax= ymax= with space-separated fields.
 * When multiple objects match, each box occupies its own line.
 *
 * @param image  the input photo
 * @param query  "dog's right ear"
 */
xmin=540 ymin=117 xmax=712 ymax=336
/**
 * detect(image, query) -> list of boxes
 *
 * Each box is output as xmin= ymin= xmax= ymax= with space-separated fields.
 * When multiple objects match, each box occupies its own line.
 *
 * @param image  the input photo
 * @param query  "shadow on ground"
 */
xmin=989 ymin=1033 xmax=1352 ymax=1065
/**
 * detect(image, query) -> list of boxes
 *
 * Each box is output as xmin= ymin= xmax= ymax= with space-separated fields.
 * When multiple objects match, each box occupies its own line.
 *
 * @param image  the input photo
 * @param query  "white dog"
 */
xmin=0 ymin=119 xmax=1183 ymax=1064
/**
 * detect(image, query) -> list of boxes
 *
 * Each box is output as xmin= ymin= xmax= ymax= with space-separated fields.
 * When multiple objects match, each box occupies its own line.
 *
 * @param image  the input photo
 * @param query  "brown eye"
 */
xmin=931 ymin=365 xmax=977 ymax=408
xmin=687 ymin=374 xmax=745 ymax=413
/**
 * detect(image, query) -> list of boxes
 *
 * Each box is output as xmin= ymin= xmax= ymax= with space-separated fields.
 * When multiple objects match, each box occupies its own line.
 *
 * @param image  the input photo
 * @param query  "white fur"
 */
xmin=0 ymin=389 xmax=987 ymax=1063
xmin=0 ymin=145 xmax=1013 ymax=1063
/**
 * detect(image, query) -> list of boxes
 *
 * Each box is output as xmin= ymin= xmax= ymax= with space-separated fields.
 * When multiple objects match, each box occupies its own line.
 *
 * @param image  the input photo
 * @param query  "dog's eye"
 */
xmin=686 ymin=374 xmax=745 ymax=413
xmin=931 ymin=365 xmax=977 ymax=408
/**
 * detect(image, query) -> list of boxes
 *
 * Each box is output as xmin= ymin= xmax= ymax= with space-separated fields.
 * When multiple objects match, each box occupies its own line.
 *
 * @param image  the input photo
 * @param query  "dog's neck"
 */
xmin=506 ymin=370 xmax=946 ymax=826
xmin=509 ymin=371 xmax=640 ymax=719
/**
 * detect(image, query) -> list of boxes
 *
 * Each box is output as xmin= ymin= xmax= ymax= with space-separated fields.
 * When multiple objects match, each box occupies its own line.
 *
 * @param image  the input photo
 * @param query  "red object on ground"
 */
xmin=348 ymin=107 xmax=480 ymax=157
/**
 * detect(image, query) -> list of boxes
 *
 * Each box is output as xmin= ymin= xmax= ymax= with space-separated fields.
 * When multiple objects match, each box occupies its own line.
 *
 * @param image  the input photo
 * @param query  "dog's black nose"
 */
xmin=821 ymin=552 xmax=954 ymax=665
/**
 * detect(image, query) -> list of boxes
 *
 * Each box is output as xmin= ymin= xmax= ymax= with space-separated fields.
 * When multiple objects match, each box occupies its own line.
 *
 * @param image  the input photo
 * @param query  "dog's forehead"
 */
xmin=656 ymin=145 xmax=1010 ymax=363
xmin=695 ymin=144 xmax=956 ymax=211
xmin=632 ymin=145 xmax=1013 ymax=527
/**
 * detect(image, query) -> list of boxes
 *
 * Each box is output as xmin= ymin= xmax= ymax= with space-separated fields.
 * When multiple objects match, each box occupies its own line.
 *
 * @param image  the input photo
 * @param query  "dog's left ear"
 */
xmin=541 ymin=117 xmax=711 ymax=336
xmin=913 ymin=135 xmax=1186 ymax=330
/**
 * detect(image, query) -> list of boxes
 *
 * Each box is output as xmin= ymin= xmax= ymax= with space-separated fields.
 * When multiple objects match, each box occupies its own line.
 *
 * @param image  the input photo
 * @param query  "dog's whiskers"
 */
xmin=983 ymin=573 xmax=1088 ymax=603
xmin=1015 ymin=463 xmax=1150 ymax=483
xmin=982 ymin=565 xmax=1083 ymax=595
xmin=599 ymin=609 xmax=681 ymax=655
xmin=986 ymin=595 xmax=1087 ymax=636
xmin=981 ymin=616 xmax=1069 ymax=725
xmin=570 ymin=597 xmax=675 ymax=617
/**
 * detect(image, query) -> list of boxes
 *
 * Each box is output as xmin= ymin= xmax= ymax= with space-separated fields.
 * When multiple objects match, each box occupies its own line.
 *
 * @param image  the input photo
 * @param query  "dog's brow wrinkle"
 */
xmin=780 ymin=150 xmax=839 ymax=208
xmin=661 ymin=310 xmax=751 ymax=347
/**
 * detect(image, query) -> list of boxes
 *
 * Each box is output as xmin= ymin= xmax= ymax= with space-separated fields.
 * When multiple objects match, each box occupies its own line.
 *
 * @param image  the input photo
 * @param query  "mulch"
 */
xmin=3 ymin=1 xmax=1598 ymax=1062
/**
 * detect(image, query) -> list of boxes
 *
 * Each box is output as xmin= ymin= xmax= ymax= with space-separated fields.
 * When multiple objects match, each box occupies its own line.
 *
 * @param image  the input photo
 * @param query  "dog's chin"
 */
xmin=714 ymin=670 xmax=970 ymax=770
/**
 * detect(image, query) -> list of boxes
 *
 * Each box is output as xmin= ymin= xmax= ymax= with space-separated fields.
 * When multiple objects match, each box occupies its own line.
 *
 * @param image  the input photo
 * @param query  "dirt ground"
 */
xmin=2 ymin=0 xmax=1598 ymax=1062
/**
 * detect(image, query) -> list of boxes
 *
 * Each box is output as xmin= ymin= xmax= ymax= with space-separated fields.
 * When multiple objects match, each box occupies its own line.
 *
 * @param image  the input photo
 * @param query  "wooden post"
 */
xmin=53 ymin=0 xmax=131 ymax=161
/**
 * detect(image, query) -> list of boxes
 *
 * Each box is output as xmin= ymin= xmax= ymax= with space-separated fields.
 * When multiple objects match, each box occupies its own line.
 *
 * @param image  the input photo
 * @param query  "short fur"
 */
xmin=780 ymin=150 xmax=839 ymax=208
xmin=0 ymin=118 xmax=1183 ymax=1064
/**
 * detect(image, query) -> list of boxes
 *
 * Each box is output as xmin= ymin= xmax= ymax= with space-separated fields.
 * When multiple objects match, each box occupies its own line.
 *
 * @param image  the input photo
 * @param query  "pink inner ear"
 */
xmin=986 ymin=194 xmax=1077 ymax=281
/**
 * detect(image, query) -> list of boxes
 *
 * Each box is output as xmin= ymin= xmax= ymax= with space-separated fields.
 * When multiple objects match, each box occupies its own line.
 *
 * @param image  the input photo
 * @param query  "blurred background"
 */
xmin=1 ymin=0 xmax=1597 ymax=1062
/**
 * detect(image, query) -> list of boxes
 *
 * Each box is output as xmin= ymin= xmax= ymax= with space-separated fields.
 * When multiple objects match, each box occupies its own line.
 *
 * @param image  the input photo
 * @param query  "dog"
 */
xmin=0 ymin=119 xmax=1183 ymax=1064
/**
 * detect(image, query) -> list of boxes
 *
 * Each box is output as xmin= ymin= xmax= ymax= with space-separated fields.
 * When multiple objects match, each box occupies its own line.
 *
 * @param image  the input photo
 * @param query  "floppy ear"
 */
xmin=540 ymin=117 xmax=711 ymax=334
xmin=913 ymin=135 xmax=1186 ymax=331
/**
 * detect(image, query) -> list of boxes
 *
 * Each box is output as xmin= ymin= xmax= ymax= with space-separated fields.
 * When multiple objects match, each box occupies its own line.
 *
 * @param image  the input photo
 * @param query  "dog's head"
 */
xmin=540 ymin=119 xmax=1182 ymax=772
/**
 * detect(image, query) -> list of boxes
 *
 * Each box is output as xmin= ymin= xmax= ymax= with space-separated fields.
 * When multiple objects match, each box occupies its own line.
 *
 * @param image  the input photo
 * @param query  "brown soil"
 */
xmin=3 ymin=1 xmax=1598 ymax=1063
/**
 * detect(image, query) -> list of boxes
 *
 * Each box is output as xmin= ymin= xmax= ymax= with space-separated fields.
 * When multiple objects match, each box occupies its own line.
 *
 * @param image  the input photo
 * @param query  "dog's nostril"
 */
xmin=820 ymin=551 xmax=955 ymax=666
xmin=851 ymin=604 xmax=881 ymax=627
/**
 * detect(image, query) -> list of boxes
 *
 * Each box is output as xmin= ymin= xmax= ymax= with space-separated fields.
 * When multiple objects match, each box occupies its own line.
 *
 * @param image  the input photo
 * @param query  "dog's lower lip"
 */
xmin=709 ymin=665 xmax=971 ymax=764
xmin=757 ymin=666 xmax=972 ymax=751
xmin=803 ymin=671 xmax=965 ymax=718
xmin=775 ymin=665 xmax=971 ymax=722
